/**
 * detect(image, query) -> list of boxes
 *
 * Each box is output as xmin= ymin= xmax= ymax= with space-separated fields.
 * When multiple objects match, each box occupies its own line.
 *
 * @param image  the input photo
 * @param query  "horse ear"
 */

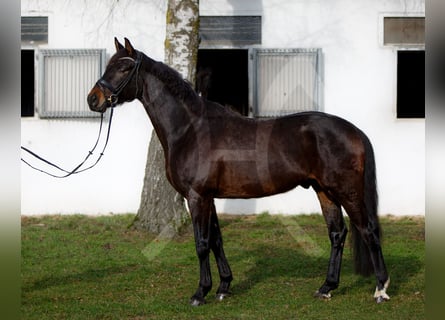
xmin=114 ymin=37 xmax=124 ymax=52
xmin=124 ymin=38 xmax=135 ymax=57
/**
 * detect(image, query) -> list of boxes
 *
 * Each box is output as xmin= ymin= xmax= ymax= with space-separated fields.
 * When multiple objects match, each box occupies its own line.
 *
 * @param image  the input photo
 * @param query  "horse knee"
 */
xmin=196 ymin=240 xmax=210 ymax=258
xmin=329 ymin=226 xmax=348 ymax=248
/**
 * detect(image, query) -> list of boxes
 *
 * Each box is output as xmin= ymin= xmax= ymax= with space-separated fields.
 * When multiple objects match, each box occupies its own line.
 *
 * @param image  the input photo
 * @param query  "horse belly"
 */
xmin=212 ymin=160 xmax=301 ymax=198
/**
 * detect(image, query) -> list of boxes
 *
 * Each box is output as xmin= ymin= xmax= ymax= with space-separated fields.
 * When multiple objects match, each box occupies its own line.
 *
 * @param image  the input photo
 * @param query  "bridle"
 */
xmin=20 ymin=52 xmax=143 ymax=178
xmin=96 ymin=51 xmax=143 ymax=107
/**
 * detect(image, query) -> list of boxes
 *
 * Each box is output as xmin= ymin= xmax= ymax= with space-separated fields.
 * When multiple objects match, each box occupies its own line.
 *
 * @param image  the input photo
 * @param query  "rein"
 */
xmin=21 ymin=108 xmax=114 ymax=178
xmin=21 ymin=51 xmax=143 ymax=178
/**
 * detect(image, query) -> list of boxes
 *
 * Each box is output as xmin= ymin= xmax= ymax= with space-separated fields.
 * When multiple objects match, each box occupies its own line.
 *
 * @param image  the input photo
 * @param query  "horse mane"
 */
xmin=146 ymin=54 xmax=201 ymax=111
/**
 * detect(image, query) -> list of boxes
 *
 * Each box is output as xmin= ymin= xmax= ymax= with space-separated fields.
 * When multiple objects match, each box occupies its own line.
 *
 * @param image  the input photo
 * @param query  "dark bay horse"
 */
xmin=87 ymin=38 xmax=390 ymax=306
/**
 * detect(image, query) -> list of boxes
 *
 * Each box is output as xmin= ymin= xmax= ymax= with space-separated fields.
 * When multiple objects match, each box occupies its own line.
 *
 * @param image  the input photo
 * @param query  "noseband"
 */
xmin=96 ymin=51 xmax=143 ymax=106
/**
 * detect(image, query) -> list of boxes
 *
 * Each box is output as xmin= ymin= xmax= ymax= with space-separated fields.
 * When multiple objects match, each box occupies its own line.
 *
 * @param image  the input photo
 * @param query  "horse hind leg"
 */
xmin=343 ymin=200 xmax=390 ymax=303
xmin=314 ymin=190 xmax=348 ymax=299
xmin=209 ymin=203 xmax=233 ymax=301
xmin=352 ymin=220 xmax=390 ymax=303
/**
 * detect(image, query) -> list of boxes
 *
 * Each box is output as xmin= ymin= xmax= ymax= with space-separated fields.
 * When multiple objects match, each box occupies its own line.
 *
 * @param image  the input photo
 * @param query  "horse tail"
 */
xmin=351 ymin=132 xmax=380 ymax=277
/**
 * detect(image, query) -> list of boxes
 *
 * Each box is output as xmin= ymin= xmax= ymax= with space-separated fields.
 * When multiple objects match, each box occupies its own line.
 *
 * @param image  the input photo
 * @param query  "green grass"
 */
xmin=22 ymin=213 xmax=424 ymax=319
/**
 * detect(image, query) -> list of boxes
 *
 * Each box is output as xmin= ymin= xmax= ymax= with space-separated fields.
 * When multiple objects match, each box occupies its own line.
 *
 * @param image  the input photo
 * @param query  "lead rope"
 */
xmin=21 ymin=107 xmax=114 ymax=178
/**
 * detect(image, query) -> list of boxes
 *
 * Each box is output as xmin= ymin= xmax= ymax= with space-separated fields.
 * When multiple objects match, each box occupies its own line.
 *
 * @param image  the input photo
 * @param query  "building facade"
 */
xmin=21 ymin=0 xmax=425 ymax=215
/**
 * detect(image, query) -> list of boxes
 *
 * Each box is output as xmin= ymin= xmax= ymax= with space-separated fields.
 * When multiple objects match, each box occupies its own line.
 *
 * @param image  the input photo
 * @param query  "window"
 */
xmin=397 ymin=50 xmax=425 ymax=118
xmin=383 ymin=16 xmax=424 ymax=119
xmin=22 ymin=50 xmax=35 ymax=117
xmin=197 ymin=49 xmax=249 ymax=116
xmin=38 ymin=49 xmax=106 ymax=118
xmin=252 ymin=49 xmax=322 ymax=117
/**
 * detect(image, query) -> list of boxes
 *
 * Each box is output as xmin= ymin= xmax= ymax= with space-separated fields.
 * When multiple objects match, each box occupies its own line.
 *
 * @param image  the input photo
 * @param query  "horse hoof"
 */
xmin=216 ymin=293 xmax=230 ymax=301
xmin=190 ymin=297 xmax=206 ymax=307
xmin=374 ymin=278 xmax=390 ymax=304
xmin=375 ymin=295 xmax=390 ymax=304
xmin=314 ymin=291 xmax=331 ymax=300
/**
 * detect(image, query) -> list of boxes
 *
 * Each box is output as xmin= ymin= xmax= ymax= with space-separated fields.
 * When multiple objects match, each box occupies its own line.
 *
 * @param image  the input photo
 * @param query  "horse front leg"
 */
xmin=187 ymin=193 xmax=213 ymax=306
xmin=209 ymin=202 xmax=233 ymax=301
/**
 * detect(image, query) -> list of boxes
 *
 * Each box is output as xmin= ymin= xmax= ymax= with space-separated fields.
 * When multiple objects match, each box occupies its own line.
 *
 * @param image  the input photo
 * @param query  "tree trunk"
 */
xmin=133 ymin=0 xmax=200 ymax=238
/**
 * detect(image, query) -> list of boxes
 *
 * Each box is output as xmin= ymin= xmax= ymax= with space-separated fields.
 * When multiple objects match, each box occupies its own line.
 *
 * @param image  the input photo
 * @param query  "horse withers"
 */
xmin=87 ymin=38 xmax=390 ymax=306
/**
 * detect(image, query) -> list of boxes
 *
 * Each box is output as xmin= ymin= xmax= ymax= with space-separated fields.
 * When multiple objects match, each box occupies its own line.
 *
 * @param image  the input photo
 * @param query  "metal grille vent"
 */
xmin=200 ymin=16 xmax=261 ymax=46
xmin=21 ymin=16 xmax=48 ymax=43
xmin=38 ymin=49 xmax=106 ymax=118
xmin=253 ymin=49 xmax=322 ymax=117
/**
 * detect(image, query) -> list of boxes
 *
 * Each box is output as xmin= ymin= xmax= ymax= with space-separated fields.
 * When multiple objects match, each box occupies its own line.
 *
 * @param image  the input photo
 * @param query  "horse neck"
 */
xmin=138 ymin=57 xmax=202 ymax=153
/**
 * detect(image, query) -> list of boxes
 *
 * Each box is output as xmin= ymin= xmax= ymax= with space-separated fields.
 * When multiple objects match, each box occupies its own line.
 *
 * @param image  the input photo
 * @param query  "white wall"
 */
xmin=21 ymin=0 xmax=425 ymax=216
xmin=21 ymin=0 xmax=165 ymax=215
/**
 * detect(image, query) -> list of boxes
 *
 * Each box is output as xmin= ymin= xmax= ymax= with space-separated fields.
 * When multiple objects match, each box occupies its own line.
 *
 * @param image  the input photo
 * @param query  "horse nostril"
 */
xmin=88 ymin=93 xmax=98 ymax=108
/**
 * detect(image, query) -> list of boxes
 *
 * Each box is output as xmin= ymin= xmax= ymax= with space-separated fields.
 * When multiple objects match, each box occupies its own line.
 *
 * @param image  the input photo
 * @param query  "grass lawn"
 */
xmin=21 ymin=213 xmax=424 ymax=319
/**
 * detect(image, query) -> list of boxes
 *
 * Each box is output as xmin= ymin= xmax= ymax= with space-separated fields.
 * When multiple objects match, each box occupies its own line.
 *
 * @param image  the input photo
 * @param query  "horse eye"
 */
xmin=119 ymin=64 xmax=131 ymax=72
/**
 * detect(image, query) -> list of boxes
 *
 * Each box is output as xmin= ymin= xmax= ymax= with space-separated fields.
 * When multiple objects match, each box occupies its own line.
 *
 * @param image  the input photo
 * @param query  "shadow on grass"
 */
xmin=23 ymin=239 xmax=423 ymax=302
xmin=228 ymin=243 xmax=423 ymax=299
xmin=379 ymin=252 xmax=424 ymax=295
xmin=23 ymin=264 xmax=141 ymax=292
xmin=232 ymin=245 xmax=322 ymax=288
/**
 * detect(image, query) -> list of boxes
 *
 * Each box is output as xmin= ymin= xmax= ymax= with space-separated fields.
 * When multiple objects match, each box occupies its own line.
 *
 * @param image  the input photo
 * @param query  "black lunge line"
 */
xmin=21 ymin=107 xmax=114 ymax=178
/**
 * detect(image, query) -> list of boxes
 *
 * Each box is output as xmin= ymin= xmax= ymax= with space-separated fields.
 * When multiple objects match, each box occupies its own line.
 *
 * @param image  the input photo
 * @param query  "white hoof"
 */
xmin=215 ymin=293 xmax=230 ymax=301
xmin=374 ymin=277 xmax=390 ymax=303
xmin=375 ymin=295 xmax=389 ymax=304
xmin=190 ymin=298 xmax=206 ymax=306
xmin=314 ymin=290 xmax=331 ymax=300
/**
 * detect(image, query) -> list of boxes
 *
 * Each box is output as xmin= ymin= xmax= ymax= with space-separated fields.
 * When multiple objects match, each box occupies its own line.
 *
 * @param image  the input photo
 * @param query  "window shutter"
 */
xmin=252 ymin=49 xmax=322 ymax=117
xmin=38 ymin=49 xmax=106 ymax=118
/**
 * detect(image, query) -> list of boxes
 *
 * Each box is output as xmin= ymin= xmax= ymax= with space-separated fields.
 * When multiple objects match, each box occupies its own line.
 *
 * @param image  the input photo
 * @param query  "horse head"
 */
xmin=87 ymin=38 xmax=142 ymax=113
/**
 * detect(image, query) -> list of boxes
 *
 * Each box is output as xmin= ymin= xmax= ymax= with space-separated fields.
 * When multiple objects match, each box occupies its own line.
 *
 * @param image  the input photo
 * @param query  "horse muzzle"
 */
xmin=87 ymin=86 xmax=109 ymax=113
